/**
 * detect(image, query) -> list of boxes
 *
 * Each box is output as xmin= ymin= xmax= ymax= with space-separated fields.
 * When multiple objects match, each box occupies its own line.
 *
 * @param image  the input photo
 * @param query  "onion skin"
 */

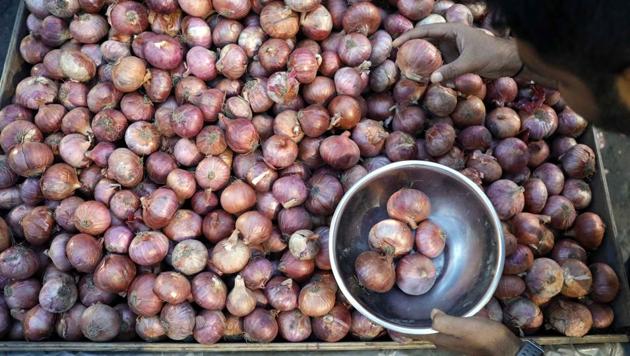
xmin=486 ymin=179 xmax=525 ymax=220
xmin=504 ymin=245 xmax=534 ymax=275
xmin=560 ymin=259 xmax=592 ymax=298
xmin=387 ymin=188 xmax=431 ymax=229
xmin=127 ymin=274 xmax=163 ymax=317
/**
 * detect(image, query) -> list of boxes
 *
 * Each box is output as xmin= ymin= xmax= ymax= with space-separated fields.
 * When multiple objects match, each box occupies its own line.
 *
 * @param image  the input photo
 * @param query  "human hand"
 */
xmin=392 ymin=24 xmax=522 ymax=83
xmin=420 ymin=309 xmax=522 ymax=356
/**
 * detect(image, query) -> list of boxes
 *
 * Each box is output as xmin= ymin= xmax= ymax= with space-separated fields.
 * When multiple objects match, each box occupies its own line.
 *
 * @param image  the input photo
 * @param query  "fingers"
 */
xmin=392 ymin=24 xmax=457 ymax=47
xmin=431 ymin=309 xmax=486 ymax=337
xmin=430 ymin=58 xmax=471 ymax=83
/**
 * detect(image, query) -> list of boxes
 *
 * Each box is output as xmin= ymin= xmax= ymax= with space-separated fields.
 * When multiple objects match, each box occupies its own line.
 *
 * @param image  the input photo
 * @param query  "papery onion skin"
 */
xmin=396 ymin=39 xmax=442 ymax=82
xmin=354 ymin=250 xmax=395 ymax=293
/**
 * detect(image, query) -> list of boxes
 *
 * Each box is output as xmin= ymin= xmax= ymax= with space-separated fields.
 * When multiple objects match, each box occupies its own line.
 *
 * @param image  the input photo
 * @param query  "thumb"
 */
xmin=430 ymin=59 xmax=470 ymax=83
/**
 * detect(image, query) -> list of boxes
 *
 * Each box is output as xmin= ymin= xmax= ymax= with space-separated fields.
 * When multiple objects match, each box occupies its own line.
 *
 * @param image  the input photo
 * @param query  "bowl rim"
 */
xmin=329 ymin=160 xmax=505 ymax=335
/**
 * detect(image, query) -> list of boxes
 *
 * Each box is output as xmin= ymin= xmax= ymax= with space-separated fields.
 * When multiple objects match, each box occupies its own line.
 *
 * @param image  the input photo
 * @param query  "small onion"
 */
xmin=354 ymin=250 xmax=395 ymax=293
xmin=80 ymin=303 xmax=121 ymax=341
xmin=396 ymin=39 xmax=442 ymax=82
xmin=192 ymin=272 xmax=227 ymax=311
xmin=243 ymin=308 xmax=278 ymax=343
xmin=211 ymin=231 xmax=251 ymax=274
xmin=312 ymin=304 xmax=351 ymax=342
xmin=396 ymin=253 xmax=437 ymax=296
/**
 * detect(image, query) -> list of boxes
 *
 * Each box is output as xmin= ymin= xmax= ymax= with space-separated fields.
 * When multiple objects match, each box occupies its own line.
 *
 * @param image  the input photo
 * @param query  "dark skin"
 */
xmin=393 ymin=23 xmax=630 ymax=355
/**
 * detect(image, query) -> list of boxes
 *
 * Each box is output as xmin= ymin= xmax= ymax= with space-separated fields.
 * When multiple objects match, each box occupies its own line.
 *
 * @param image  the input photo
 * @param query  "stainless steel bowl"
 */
xmin=329 ymin=161 xmax=504 ymax=335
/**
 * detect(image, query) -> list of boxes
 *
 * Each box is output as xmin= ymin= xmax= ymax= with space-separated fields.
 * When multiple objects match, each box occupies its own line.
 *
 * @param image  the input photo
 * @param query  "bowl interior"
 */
xmin=330 ymin=161 xmax=503 ymax=334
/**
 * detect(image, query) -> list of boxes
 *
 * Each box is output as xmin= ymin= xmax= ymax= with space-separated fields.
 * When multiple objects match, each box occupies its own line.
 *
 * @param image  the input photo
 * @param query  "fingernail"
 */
xmin=430 ymin=72 xmax=443 ymax=83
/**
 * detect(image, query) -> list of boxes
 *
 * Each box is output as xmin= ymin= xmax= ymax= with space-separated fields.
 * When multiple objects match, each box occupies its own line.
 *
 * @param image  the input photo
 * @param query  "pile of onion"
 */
xmin=0 ymin=0 xmax=616 ymax=345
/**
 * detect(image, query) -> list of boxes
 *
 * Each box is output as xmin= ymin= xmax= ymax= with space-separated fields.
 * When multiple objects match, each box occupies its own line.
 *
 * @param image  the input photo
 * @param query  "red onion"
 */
xmin=113 ymin=303 xmax=136 ymax=341
xmin=106 ymin=148 xmax=144 ymax=188
xmin=213 ymin=44 xmax=247 ymax=80
xmin=211 ymin=231 xmax=251 ymax=274
xmin=4 ymin=279 xmax=41 ymax=310
xmin=192 ymin=310 xmax=224 ymax=345
xmin=176 ymin=0 xmax=211 ymax=17
xmin=549 ymin=188 xmax=584 ymax=221
xmin=243 ymin=307 xmax=278 ymax=343
xmin=154 ymin=271 xmax=191 ymax=304
xmin=560 ymin=259 xmax=592 ymax=298
xmin=238 ymin=26 xmax=265 ymax=58
xmin=226 ymin=275 xmax=257 ymax=317
xmin=413 ymin=220 xmax=445 ymax=258
xmin=312 ymin=304 xmax=351 ymax=342
xmin=39 ymin=274 xmax=78 ymax=313
xmin=301 ymin=5 xmax=333 ymax=41
xmin=57 ymin=81 xmax=87 ymax=110
xmin=396 ymin=253 xmax=437 ymax=296
xmin=141 ymin=187 xmax=179 ymax=229
xmin=202 ymin=210 xmax=235 ymax=244
xmin=160 ymin=302 xmax=195 ymax=340
xmin=86 ymin=141 xmax=115 ymax=168
xmin=494 ymin=275 xmax=526 ymax=301
xmin=342 ymin=2 xmax=381 ymax=35
xmin=56 ymin=303 xmax=86 ymax=341
xmin=141 ymin=69 xmax=171 ymax=103
xmin=220 ymin=116 xmax=259 ymax=154
xmin=162 ymin=209 xmax=202 ymax=241
xmin=128 ymin=231 xmax=169 ymax=266
xmin=259 ymin=38 xmax=290 ymax=72
xmin=319 ymin=50 xmax=341 ymax=77
xmin=136 ymin=315 xmax=166 ymax=341
xmin=262 ymin=276 xmax=297 ymax=312
xmin=148 ymin=10 xmax=182 ymax=37
xmin=504 ymin=244 xmax=534 ymax=275
xmin=482 ymin=107 xmax=518 ymax=139
xmin=90 ymin=108 xmax=127 ymax=142
xmin=527 ymin=163 xmax=561 ymax=196
xmin=272 ymin=110 xmax=302 ymax=143
xmin=527 ymin=140 xmax=550 ymax=168
xmin=59 ymin=50 xmax=96 ymax=82
xmin=494 ymin=138 xmax=529 ymax=173
xmin=319 ymin=132 xmax=360 ymax=170
xmin=520 ymin=105 xmax=558 ymax=140
xmin=557 ymin=108 xmax=588 ymax=137
xmin=276 ymin=309 xmax=311 ymax=342
xmin=278 ymin=249 xmax=315 ymax=280
xmin=541 ymin=195 xmax=576 ymax=231
xmin=587 ymin=303 xmax=614 ymax=329
xmin=262 ymin=134 xmax=299 ymax=169
xmin=353 ymin=250 xmax=395 ymax=293
xmin=80 ymin=303 xmax=121 ymax=341
xmin=7 ymin=142 xmax=53 ymax=178
xmin=487 ymin=77 xmax=518 ymax=106
xmin=0 ymin=246 xmax=38 ymax=281
xmin=110 ymin=1 xmax=148 ymax=34
xmin=87 ymin=82 xmax=122 ymax=113
xmin=328 ymin=95 xmax=361 ymax=130
xmin=143 ymin=34 xmax=183 ymax=70
xmin=383 ymin=13 xmax=413 ymax=38
xmin=568 ymin=212 xmax=605 ymax=250
xmin=590 ymin=263 xmax=619 ymax=303
xmin=337 ymin=33 xmax=371 ymax=67
xmin=525 ymin=257 xmax=563 ymax=300
xmin=260 ymin=1 xmax=299 ymax=39
xmin=20 ymin=34 xmax=51 ymax=65
xmin=0 ymin=120 xmax=43 ymax=154
xmin=170 ymin=239 xmax=208 ymax=276
xmin=190 ymin=272 xmax=227 ymax=311
xmin=522 ymin=178 xmax=548 ymax=214
xmin=173 ymin=138 xmax=202 ymax=167
xmin=101 ymin=40 xmax=131 ymax=63
xmin=547 ymin=299 xmax=592 ymax=337
xmin=396 ymin=39 xmax=442 ymax=83
xmin=102 ymin=226 xmax=133 ymax=254
xmin=39 ymin=16 xmax=71 ymax=47
xmin=289 ymin=48 xmax=321 ymax=84
xmin=70 ymin=13 xmax=108 ymax=44
xmin=80 ymin=275 xmax=113 ymax=307
xmin=72 ymin=200 xmax=110 ymax=235
xmin=503 ymin=297 xmax=542 ymax=334
xmin=561 ymin=143 xmax=596 ymax=179
xmin=24 ymin=305 xmax=56 ymax=341
xmin=19 ymin=205 xmax=53 ymax=246
xmin=93 ymin=254 xmax=136 ymax=294
xmin=111 ymin=56 xmax=147 ymax=93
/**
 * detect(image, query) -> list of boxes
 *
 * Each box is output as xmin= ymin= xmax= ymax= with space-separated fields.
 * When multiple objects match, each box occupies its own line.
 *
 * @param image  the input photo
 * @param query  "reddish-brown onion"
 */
xmin=312 ymin=304 xmax=351 ymax=342
xmin=590 ymin=263 xmax=619 ymax=303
